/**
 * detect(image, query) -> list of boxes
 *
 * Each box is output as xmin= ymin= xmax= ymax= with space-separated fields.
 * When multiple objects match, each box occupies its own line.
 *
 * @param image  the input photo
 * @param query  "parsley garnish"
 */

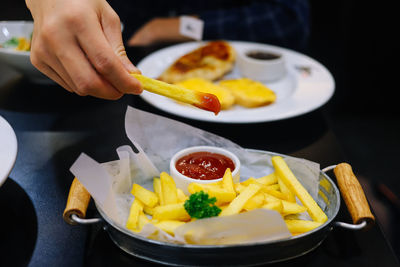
xmin=184 ymin=191 xmax=221 ymax=219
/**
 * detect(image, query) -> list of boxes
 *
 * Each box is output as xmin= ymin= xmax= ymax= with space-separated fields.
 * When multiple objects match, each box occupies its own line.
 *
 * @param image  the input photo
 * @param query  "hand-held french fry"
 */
xmin=131 ymin=183 xmax=159 ymax=207
xmin=132 ymin=74 xmax=221 ymax=115
xmin=271 ymin=156 xmax=328 ymax=223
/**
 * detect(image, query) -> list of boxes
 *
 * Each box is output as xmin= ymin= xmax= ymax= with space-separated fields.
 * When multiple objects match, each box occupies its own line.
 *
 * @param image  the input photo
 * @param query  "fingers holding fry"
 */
xmin=132 ymin=74 xmax=221 ymax=114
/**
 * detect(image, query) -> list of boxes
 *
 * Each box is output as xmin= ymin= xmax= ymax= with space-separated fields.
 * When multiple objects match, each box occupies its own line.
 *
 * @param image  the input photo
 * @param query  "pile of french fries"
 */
xmin=126 ymin=156 xmax=328 ymax=238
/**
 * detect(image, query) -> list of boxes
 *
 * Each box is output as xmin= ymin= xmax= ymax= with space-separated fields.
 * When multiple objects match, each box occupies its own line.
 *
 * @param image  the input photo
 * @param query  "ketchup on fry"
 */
xmin=175 ymin=152 xmax=235 ymax=180
xmin=195 ymin=92 xmax=221 ymax=115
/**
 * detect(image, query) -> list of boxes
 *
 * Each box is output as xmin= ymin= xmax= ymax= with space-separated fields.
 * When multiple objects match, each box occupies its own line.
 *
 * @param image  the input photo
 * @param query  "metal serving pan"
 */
xmin=63 ymin=150 xmax=375 ymax=266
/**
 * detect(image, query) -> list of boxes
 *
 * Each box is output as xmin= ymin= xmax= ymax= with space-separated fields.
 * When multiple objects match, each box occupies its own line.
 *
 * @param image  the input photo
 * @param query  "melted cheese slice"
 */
xmin=219 ymin=78 xmax=276 ymax=108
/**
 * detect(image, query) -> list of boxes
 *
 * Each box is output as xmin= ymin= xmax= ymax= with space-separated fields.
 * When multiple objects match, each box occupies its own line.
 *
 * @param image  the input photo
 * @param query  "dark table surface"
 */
xmin=0 ymin=43 xmax=399 ymax=267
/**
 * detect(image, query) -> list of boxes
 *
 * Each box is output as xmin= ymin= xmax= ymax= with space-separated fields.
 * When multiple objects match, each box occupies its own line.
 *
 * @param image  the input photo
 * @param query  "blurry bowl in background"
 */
xmin=0 ymin=20 xmax=52 ymax=84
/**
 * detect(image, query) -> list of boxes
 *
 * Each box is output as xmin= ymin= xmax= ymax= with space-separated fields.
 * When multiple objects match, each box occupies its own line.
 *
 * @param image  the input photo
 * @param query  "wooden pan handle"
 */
xmin=63 ymin=177 xmax=91 ymax=225
xmin=333 ymin=163 xmax=375 ymax=229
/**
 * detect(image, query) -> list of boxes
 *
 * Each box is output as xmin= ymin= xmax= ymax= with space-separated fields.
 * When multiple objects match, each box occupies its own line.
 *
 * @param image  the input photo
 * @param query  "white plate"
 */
xmin=0 ymin=115 xmax=18 ymax=187
xmin=137 ymin=41 xmax=335 ymax=123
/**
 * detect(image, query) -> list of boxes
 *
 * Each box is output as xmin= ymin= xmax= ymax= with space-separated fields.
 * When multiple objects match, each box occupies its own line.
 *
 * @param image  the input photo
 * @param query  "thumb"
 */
xmin=101 ymin=5 xmax=141 ymax=75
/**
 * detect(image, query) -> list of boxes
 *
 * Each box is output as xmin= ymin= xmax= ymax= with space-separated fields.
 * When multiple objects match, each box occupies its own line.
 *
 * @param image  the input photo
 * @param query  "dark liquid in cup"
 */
xmin=246 ymin=51 xmax=281 ymax=60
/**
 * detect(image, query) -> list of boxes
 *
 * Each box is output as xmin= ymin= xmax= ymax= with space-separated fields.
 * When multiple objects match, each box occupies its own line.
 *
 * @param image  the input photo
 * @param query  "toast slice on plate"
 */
xmin=158 ymin=41 xmax=236 ymax=83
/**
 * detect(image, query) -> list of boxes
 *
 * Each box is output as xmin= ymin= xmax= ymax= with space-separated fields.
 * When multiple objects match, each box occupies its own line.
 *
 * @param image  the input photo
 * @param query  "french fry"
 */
xmin=259 ymin=185 xmax=287 ymax=200
xmin=240 ymin=177 xmax=255 ymax=186
xmin=218 ymin=204 xmax=229 ymax=211
xmin=261 ymin=200 xmax=283 ymax=213
xmin=242 ymin=178 xmax=285 ymax=199
xmin=207 ymin=180 xmax=222 ymax=187
xmin=285 ymin=219 xmax=323 ymax=234
xmin=137 ymin=212 xmax=151 ymax=231
xmin=220 ymin=183 xmax=261 ymax=216
xmin=267 ymin=184 xmax=280 ymax=191
xmin=126 ymin=199 xmax=144 ymax=230
xmin=132 ymin=74 xmax=221 ymax=115
xmin=255 ymin=173 xmax=278 ymax=185
xmin=153 ymin=203 xmax=190 ymax=221
xmin=177 ymin=188 xmax=189 ymax=202
xmin=154 ymin=220 xmax=186 ymax=236
xmin=318 ymin=191 xmax=329 ymax=205
xmin=160 ymin=172 xmax=178 ymax=205
xmin=129 ymin=211 xmax=151 ymax=233
xmin=271 ymin=156 xmax=328 ymax=223
xmin=188 ymin=183 xmax=236 ymax=204
xmin=264 ymin=193 xmax=280 ymax=203
xmin=277 ymin=174 xmax=296 ymax=202
xmin=222 ymin=168 xmax=236 ymax=193
xmin=234 ymin=183 xmax=246 ymax=193
xmin=143 ymin=205 xmax=154 ymax=216
xmin=187 ymin=182 xmax=222 ymax=192
xmin=153 ymin=177 xmax=163 ymax=205
xmin=281 ymin=200 xmax=307 ymax=215
xmin=131 ymin=183 xmax=159 ymax=208
xmin=243 ymin=192 xmax=265 ymax=211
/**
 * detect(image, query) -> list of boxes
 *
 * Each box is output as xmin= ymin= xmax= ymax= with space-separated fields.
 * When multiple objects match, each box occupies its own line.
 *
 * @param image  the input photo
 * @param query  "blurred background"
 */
xmin=1 ymin=0 xmax=399 ymax=261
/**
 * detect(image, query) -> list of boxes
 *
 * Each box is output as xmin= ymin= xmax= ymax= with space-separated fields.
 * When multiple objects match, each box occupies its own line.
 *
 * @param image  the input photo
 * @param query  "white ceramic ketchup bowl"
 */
xmin=170 ymin=146 xmax=240 ymax=195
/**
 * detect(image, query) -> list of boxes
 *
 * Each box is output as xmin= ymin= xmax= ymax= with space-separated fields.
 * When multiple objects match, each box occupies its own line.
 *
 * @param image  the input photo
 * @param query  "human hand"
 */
xmin=128 ymin=17 xmax=190 ymax=46
xmin=26 ymin=0 xmax=142 ymax=99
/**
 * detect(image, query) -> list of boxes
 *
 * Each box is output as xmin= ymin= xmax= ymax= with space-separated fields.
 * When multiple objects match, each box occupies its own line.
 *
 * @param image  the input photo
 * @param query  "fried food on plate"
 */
xmin=132 ymin=74 xmax=221 ymax=115
xmin=158 ymin=41 xmax=236 ymax=83
xmin=219 ymin=78 xmax=276 ymax=108
xmin=175 ymin=78 xmax=235 ymax=110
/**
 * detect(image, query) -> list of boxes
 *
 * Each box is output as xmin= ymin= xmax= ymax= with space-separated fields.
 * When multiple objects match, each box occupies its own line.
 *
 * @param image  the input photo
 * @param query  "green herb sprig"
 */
xmin=184 ymin=191 xmax=221 ymax=219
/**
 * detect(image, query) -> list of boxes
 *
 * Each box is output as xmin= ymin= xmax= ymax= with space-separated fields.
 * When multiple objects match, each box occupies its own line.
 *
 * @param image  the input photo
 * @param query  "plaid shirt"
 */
xmin=112 ymin=0 xmax=309 ymax=51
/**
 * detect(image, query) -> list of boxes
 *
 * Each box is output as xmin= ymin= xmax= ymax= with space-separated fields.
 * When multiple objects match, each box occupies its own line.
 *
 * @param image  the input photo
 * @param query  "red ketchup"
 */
xmin=175 ymin=151 xmax=235 ymax=180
